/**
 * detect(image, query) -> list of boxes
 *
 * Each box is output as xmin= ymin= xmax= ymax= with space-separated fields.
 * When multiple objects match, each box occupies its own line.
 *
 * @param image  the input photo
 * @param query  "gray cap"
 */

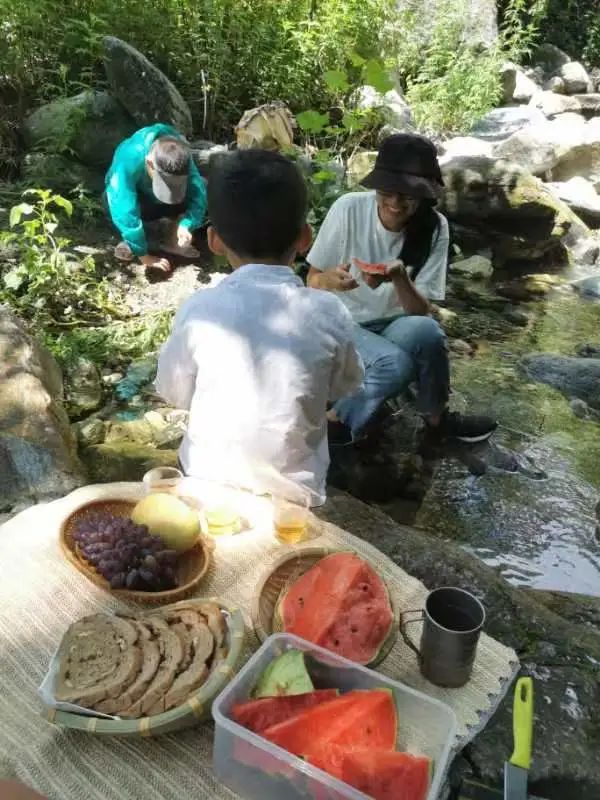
xmin=151 ymin=166 xmax=188 ymax=205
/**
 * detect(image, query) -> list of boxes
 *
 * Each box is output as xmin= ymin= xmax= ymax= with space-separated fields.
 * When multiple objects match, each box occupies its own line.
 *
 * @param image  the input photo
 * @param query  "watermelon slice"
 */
xmin=341 ymin=749 xmax=431 ymax=800
xmin=231 ymin=689 xmax=339 ymax=734
xmin=277 ymin=552 xmax=394 ymax=665
xmin=354 ymin=258 xmax=388 ymax=276
xmin=262 ymin=689 xmax=397 ymax=756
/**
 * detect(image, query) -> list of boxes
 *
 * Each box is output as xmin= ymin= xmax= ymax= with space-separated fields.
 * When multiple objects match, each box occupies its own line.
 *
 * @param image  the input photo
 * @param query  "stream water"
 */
xmin=395 ymin=292 xmax=600 ymax=596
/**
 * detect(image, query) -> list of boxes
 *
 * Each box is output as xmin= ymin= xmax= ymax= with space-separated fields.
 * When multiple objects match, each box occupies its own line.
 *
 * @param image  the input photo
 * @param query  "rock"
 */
xmin=524 ymin=66 xmax=545 ymax=86
xmin=22 ymin=90 xmax=135 ymax=169
xmin=577 ymin=343 xmax=600 ymax=359
xmin=0 ymin=307 xmax=84 ymax=510
xmin=80 ymin=441 xmax=179 ymax=482
xmin=521 ymin=354 xmax=600 ymax=409
xmin=529 ymin=91 xmax=581 ymax=117
xmin=470 ymin=107 xmax=547 ymax=141
xmin=102 ymin=36 xmax=192 ymax=137
xmin=534 ymin=43 xmax=571 ymax=76
xmin=572 ymin=93 xmax=600 ymax=115
xmin=73 ymin=417 xmax=106 ymax=447
xmin=22 ymin=153 xmax=103 ymax=194
xmin=63 ymin=357 xmax=103 ymax=416
xmin=190 ymin=140 xmax=228 ymax=178
xmin=235 ymin=102 xmax=295 ymax=150
xmin=544 ymin=76 xmax=566 ymax=94
xmin=570 ymin=237 xmax=600 ymax=265
xmin=396 ymin=0 xmax=497 ymax=49
xmin=438 ymin=136 xmax=493 ymax=162
xmin=449 ymin=339 xmax=473 ymax=356
xmin=347 ymin=150 xmax=377 ymax=185
xmin=560 ymin=61 xmax=593 ymax=95
xmin=590 ymin=67 xmax=600 ymax=93
xmin=439 ymin=156 xmax=576 ymax=264
xmin=496 ymin=273 xmax=561 ymax=302
xmin=552 ymin=141 xmax=600 ymax=187
xmin=495 ymin=129 xmax=560 ymax=175
xmin=355 ymin=86 xmax=414 ymax=130
xmin=451 ymin=254 xmax=493 ymax=279
xmin=499 ymin=62 xmax=517 ymax=104
xmin=503 ymin=306 xmax=530 ymax=327
xmin=512 ymin=67 xmax=540 ymax=103
xmin=317 ymin=493 xmax=600 ymax=799
xmin=569 ymin=397 xmax=593 ymax=419
xmin=572 ymin=275 xmax=600 ymax=298
xmin=547 ymin=177 xmax=600 ymax=227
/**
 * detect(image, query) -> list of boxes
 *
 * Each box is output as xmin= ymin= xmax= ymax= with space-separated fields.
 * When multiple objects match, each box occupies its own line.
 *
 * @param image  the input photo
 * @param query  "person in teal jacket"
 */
xmin=105 ymin=123 xmax=207 ymax=278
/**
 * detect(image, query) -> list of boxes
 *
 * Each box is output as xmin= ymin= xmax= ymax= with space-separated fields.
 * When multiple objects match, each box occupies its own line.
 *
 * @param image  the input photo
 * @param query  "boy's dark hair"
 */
xmin=208 ymin=149 xmax=308 ymax=261
xmin=152 ymin=136 xmax=190 ymax=175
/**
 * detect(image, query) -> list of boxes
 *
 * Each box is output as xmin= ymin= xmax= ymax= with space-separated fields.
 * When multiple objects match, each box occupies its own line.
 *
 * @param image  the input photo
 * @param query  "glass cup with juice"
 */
xmin=272 ymin=489 xmax=311 ymax=545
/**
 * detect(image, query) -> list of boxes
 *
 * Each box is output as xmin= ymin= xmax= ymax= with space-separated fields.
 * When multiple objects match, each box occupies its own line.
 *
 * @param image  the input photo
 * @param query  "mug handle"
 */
xmin=400 ymin=609 xmax=424 ymax=662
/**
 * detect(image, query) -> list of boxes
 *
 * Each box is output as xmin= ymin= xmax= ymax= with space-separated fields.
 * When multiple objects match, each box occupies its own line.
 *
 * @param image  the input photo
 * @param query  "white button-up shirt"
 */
xmin=155 ymin=264 xmax=364 ymax=505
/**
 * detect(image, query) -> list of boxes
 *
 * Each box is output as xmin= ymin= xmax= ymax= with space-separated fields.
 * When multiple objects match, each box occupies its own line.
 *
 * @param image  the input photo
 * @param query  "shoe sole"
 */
xmin=452 ymin=429 xmax=496 ymax=444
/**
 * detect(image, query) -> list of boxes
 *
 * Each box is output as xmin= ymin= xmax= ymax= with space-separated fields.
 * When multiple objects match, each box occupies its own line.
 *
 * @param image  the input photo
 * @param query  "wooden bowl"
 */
xmin=252 ymin=547 xmax=399 ymax=667
xmin=60 ymin=499 xmax=213 ymax=604
xmin=43 ymin=598 xmax=245 ymax=737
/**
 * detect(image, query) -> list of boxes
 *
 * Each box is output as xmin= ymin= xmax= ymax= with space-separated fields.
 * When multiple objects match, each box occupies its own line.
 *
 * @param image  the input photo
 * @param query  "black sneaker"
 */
xmin=434 ymin=411 xmax=498 ymax=443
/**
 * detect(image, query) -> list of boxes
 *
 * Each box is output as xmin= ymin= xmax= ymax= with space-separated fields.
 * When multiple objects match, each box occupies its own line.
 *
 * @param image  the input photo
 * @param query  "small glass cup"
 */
xmin=142 ymin=466 xmax=183 ymax=496
xmin=272 ymin=491 xmax=311 ymax=545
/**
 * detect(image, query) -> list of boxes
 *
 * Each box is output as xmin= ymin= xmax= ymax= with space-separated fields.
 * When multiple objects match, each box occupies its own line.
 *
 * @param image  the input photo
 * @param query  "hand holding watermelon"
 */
xmin=353 ymin=258 xmax=407 ymax=288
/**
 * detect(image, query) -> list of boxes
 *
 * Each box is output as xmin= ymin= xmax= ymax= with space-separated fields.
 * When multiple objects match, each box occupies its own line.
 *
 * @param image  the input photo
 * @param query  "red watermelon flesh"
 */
xmin=342 ymin=749 xmax=431 ymax=800
xmin=262 ymin=689 xmax=397 ymax=757
xmin=354 ymin=258 xmax=388 ymax=276
xmin=279 ymin=552 xmax=393 ymax=664
xmin=231 ymin=689 xmax=339 ymax=734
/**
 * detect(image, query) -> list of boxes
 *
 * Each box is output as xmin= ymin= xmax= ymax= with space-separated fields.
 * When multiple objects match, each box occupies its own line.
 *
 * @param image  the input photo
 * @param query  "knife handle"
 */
xmin=511 ymin=677 xmax=533 ymax=770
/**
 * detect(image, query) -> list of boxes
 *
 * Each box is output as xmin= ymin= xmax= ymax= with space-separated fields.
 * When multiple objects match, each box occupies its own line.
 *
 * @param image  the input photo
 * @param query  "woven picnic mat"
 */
xmin=0 ymin=482 xmax=518 ymax=800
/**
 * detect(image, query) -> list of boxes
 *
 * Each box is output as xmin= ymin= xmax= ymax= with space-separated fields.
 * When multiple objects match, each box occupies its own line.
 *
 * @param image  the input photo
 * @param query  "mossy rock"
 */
xmin=23 ymin=90 xmax=136 ymax=169
xmin=80 ymin=441 xmax=179 ymax=482
xmin=440 ymin=155 xmax=583 ymax=265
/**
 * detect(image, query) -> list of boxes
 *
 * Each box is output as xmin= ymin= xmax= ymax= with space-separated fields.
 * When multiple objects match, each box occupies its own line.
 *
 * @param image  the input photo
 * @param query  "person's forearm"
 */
xmin=391 ymin=272 xmax=430 ymax=315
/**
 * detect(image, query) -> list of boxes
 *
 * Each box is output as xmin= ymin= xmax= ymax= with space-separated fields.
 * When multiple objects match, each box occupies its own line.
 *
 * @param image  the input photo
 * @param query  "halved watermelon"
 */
xmin=276 ymin=552 xmax=394 ymax=665
xmin=262 ymin=689 xmax=397 ymax=756
xmin=354 ymin=258 xmax=388 ymax=276
xmin=231 ymin=689 xmax=339 ymax=734
xmin=341 ymin=749 xmax=431 ymax=800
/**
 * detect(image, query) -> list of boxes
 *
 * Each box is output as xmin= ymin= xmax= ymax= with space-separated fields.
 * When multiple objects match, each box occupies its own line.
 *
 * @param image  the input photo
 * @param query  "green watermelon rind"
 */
xmin=273 ymin=550 xmax=398 ymax=667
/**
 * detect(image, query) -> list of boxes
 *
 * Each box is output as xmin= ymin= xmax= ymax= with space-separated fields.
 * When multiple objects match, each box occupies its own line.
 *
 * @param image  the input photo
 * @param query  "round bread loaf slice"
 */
xmin=55 ymin=614 xmax=142 ymax=708
xmin=147 ymin=612 xmax=215 ymax=715
xmin=120 ymin=616 xmax=184 ymax=718
xmin=93 ymin=621 xmax=161 ymax=716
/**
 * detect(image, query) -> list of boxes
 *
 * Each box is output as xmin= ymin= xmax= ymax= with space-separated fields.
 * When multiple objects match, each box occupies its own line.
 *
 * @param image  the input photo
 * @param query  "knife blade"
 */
xmin=504 ymin=677 xmax=534 ymax=800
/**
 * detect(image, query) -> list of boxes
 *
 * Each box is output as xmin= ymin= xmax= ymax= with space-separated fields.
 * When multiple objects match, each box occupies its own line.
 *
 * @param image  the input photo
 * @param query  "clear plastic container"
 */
xmin=212 ymin=633 xmax=457 ymax=800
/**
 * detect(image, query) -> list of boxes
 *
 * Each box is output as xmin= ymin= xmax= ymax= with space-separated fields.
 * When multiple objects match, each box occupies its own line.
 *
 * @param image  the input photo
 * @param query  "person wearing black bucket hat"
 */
xmin=307 ymin=133 xmax=497 ymax=445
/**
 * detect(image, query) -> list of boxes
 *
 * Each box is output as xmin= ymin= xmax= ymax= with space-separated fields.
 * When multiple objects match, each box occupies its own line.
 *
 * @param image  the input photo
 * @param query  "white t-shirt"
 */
xmin=155 ymin=264 xmax=364 ymax=505
xmin=307 ymin=191 xmax=449 ymax=324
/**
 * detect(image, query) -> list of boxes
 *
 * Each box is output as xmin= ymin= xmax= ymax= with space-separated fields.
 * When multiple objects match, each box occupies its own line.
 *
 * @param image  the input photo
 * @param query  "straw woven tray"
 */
xmin=252 ymin=546 xmax=399 ymax=667
xmin=59 ymin=499 xmax=212 ymax=604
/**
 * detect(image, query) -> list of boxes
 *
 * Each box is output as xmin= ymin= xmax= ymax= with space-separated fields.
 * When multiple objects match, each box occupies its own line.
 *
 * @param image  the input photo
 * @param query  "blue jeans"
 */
xmin=333 ymin=315 xmax=450 ymax=436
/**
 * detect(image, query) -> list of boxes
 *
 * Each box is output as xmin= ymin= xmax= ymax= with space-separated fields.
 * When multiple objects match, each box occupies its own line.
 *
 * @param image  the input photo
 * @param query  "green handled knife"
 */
xmin=504 ymin=677 xmax=534 ymax=800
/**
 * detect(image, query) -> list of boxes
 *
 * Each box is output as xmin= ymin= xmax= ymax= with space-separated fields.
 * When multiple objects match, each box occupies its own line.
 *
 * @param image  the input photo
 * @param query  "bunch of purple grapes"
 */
xmin=73 ymin=512 xmax=178 ymax=591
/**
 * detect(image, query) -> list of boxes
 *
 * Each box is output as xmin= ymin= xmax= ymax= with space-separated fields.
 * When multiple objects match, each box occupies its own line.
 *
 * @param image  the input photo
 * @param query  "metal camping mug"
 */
xmin=400 ymin=587 xmax=485 ymax=688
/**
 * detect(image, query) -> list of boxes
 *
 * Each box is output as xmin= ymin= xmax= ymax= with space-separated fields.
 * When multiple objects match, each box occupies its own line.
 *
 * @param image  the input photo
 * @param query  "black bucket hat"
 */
xmin=361 ymin=133 xmax=444 ymax=200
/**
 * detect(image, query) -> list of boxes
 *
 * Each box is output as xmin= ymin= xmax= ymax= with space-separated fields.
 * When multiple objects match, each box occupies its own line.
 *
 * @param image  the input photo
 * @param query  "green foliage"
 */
xmin=389 ymin=0 xmax=542 ymax=134
xmin=523 ymin=0 xmax=600 ymax=67
xmin=43 ymin=311 xmax=173 ymax=369
xmin=0 ymin=188 xmax=123 ymax=327
xmin=1 ymin=0 xmax=394 ymax=138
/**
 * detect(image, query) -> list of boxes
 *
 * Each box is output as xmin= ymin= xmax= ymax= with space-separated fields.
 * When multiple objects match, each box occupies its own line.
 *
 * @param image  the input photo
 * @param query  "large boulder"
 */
xmin=470 ymin=107 xmax=547 ymax=141
xmin=512 ymin=67 xmax=540 ymax=104
xmin=102 ymin=36 xmax=192 ymax=137
xmin=21 ymin=153 xmax=104 ymax=194
xmin=529 ymin=90 xmax=581 ymax=117
xmin=439 ymin=156 xmax=576 ymax=264
xmin=547 ymin=177 xmax=600 ymax=228
xmin=397 ymin=0 xmax=497 ymax=48
xmin=559 ymin=61 xmax=593 ymax=95
xmin=499 ymin=62 xmax=517 ymax=104
xmin=521 ymin=354 xmax=600 ymax=409
xmin=572 ymin=93 xmax=600 ymax=116
xmin=0 ymin=308 xmax=84 ymax=510
xmin=355 ymin=86 xmax=414 ymax=131
xmin=493 ymin=115 xmax=586 ymax=176
xmin=533 ymin=43 xmax=571 ymax=76
xmin=22 ymin=90 xmax=135 ymax=169
xmin=438 ymin=136 xmax=493 ymax=161
xmin=551 ymin=139 xmax=600 ymax=187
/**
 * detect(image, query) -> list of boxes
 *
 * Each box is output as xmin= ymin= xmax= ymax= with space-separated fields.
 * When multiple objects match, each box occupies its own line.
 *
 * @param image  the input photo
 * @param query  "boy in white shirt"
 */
xmin=156 ymin=150 xmax=364 ymax=504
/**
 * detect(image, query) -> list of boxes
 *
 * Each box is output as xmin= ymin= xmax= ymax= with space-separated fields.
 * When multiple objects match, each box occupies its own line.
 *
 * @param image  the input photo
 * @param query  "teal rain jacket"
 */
xmin=105 ymin=123 xmax=207 ymax=256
